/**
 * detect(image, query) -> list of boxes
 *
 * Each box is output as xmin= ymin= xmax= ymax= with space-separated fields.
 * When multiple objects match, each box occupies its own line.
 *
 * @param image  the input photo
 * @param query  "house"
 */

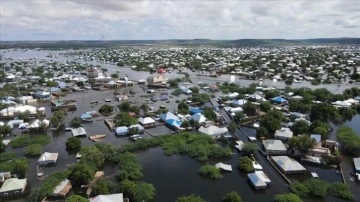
xmin=165 ymin=119 xmax=182 ymax=129
xmin=0 ymin=178 xmax=27 ymax=197
xmin=274 ymin=128 xmax=293 ymax=140
xmin=90 ymin=193 xmax=124 ymax=202
xmin=198 ymin=125 xmax=228 ymax=138
xmin=215 ymin=162 xmax=232 ymax=172
xmin=189 ymin=108 xmax=203 ymax=115
xmin=272 ymin=96 xmax=287 ymax=104
xmin=160 ymin=112 xmax=179 ymax=122
xmin=271 ymin=156 xmax=306 ymax=174
xmin=147 ymin=75 xmax=168 ymax=87
xmin=128 ymin=124 xmax=145 ymax=134
xmin=38 ymin=152 xmax=59 ymax=166
xmin=50 ymin=179 xmax=72 ymax=197
xmin=247 ymin=172 xmax=267 ymax=190
xmin=33 ymin=90 xmax=51 ymax=100
xmin=115 ymin=126 xmax=129 ymax=136
xmin=232 ymin=99 xmax=247 ymax=106
xmin=0 ymin=172 xmax=11 ymax=183
xmin=71 ymin=127 xmax=87 ymax=137
xmin=263 ymin=139 xmax=287 ymax=155
xmin=191 ymin=113 xmax=206 ymax=123
xmin=354 ymin=158 xmax=360 ymax=174
xmin=138 ymin=117 xmax=156 ymax=128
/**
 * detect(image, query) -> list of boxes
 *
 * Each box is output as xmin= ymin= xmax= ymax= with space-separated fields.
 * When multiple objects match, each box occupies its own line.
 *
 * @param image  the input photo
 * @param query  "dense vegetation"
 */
xmin=289 ymin=179 xmax=354 ymax=200
xmin=99 ymin=104 xmax=114 ymax=115
xmin=336 ymin=126 xmax=360 ymax=156
xmin=0 ymin=158 xmax=28 ymax=178
xmin=117 ymin=152 xmax=143 ymax=181
xmin=24 ymin=144 xmax=44 ymax=157
xmin=238 ymin=156 xmax=254 ymax=173
xmin=222 ymin=191 xmax=243 ymax=202
xmin=70 ymin=117 xmax=82 ymax=128
xmin=274 ymin=193 xmax=303 ymax=202
xmin=176 ymin=194 xmax=206 ymax=202
xmin=65 ymin=137 xmax=81 ymax=151
xmin=198 ymin=164 xmax=223 ymax=179
xmin=11 ymin=134 xmax=50 ymax=148
xmin=65 ymin=195 xmax=88 ymax=202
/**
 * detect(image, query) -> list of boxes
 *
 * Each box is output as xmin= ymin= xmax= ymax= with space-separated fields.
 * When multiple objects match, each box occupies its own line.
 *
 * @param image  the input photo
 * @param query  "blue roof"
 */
xmin=272 ymin=96 xmax=287 ymax=103
xmin=355 ymin=96 xmax=360 ymax=101
xmin=190 ymin=108 xmax=203 ymax=115
xmin=166 ymin=119 xmax=182 ymax=128
xmin=80 ymin=113 xmax=92 ymax=119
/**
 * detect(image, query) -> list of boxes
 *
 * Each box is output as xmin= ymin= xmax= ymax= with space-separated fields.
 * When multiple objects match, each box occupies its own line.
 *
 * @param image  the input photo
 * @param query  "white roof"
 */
xmin=71 ymin=127 xmax=86 ymax=136
xmin=198 ymin=125 xmax=228 ymax=136
xmin=254 ymin=171 xmax=271 ymax=184
xmin=354 ymin=157 xmax=360 ymax=172
xmin=191 ymin=113 xmax=206 ymax=123
xmin=247 ymin=173 xmax=267 ymax=187
xmin=0 ymin=178 xmax=27 ymax=192
xmin=215 ymin=162 xmax=232 ymax=171
xmin=271 ymin=156 xmax=306 ymax=172
xmin=90 ymin=193 xmax=124 ymax=202
xmin=274 ymin=128 xmax=293 ymax=139
xmin=138 ymin=117 xmax=156 ymax=125
xmin=160 ymin=112 xmax=179 ymax=121
xmin=263 ymin=139 xmax=287 ymax=151
xmin=38 ymin=152 xmax=58 ymax=163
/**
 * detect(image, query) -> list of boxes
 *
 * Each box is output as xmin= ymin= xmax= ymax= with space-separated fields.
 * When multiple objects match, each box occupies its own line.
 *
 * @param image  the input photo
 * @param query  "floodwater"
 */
xmin=1 ymin=49 xmax=360 ymax=202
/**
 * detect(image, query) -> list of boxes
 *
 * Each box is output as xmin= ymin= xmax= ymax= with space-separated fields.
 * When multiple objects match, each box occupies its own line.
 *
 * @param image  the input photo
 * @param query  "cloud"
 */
xmin=0 ymin=0 xmax=359 ymax=40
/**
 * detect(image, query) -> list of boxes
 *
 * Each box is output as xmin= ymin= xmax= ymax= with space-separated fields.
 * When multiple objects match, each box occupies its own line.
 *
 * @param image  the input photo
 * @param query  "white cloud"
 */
xmin=0 ymin=0 xmax=359 ymax=40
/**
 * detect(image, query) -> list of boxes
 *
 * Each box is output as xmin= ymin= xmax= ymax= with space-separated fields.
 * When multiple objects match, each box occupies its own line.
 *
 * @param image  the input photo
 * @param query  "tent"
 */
xmin=160 ymin=112 xmax=179 ymax=122
xmin=272 ymin=97 xmax=287 ymax=103
xmin=190 ymin=108 xmax=203 ymax=115
xmin=166 ymin=119 xmax=182 ymax=128
xmin=90 ymin=193 xmax=124 ymax=202
xmin=191 ymin=113 xmax=206 ymax=123
xmin=198 ymin=125 xmax=228 ymax=137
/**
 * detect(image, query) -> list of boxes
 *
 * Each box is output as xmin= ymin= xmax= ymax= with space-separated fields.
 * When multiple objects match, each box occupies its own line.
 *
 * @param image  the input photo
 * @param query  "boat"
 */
xmin=89 ymin=134 xmax=107 ymax=142
xmin=65 ymin=127 xmax=72 ymax=131
xmin=90 ymin=100 xmax=98 ymax=104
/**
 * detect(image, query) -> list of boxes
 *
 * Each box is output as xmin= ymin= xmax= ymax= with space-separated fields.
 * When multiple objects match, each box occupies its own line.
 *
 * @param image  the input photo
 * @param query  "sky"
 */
xmin=0 ymin=0 xmax=359 ymax=41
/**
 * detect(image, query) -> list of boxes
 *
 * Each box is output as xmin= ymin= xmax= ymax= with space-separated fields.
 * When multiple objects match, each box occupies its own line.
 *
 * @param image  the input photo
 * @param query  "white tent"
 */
xmin=198 ymin=125 xmax=228 ymax=137
xmin=90 ymin=193 xmax=124 ymax=202
xmin=191 ymin=113 xmax=206 ymax=123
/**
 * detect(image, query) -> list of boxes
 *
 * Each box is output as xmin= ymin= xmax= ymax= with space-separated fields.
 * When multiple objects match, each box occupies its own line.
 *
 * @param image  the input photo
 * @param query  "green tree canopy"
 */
xmin=288 ymin=135 xmax=315 ymax=155
xmin=242 ymin=102 xmax=257 ymax=116
xmin=120 ymin=179 xmax=156 ymax=202
xmin=69 ymin=163 xmax=94 ymax=187
xmin=176 ymin=194 xmax=206 ymax=202
xmin=203 ymin=106 xmax=217 ymax=121
xmin=66 ymin=137 xmax=81 ymax=151
xmin=242 ymin=142 xmax=258 ymax=154
xmin=239 ymin=156 xmax=254 ymax=173
xmin=70 ymin=117 xmax=81 ymax=128
xmin=290 ymin=120 xmax=309 ymax=135
xmin=80 ymin=146 xmax=105 ymax=168
xmin=99 ymin=104 xmax=114 ymax=115
xmin=259 ymin=101 xmax=271 ymax=112
xmin=222 ymin=191 xmax=243 ymax=202
xmin=66 ymin=195 xmax=88 ymax=202
xmin=274 ymin=193 xmax=303 ymax=202
xmin=115 ymin=112 xmax=138 ymax=127
xmin=13 ymin=159 xmax=28 ymax=178
xmin=178 ymin=101 xmax=189 ymax=115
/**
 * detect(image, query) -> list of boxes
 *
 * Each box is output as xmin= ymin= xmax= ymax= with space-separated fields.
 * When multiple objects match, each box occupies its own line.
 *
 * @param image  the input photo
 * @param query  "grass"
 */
xmin=11 ymin=134 xmax=50 ymax=148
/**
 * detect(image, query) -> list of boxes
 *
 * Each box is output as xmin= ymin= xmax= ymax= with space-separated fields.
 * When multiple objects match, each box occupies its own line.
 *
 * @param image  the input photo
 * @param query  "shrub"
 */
xmin=25 ymin=144 xmax=44 ymax=157
xmin=274 ymin=193 xmax=303 ymax=202
xmin=198 ymin=164 xmax=223 ymax=179
xmin=66 ymin=137 xmax=81 ymax=151
xmin=70 ymin=117 xmax=82 ymax=128
xmin=303 ymin=179 xmax=329 ymax=198
xmin=336 ymin=126 xmax=360 ymax=156
xmin=290 ymin=181 xmax=309 ymax=197
xmin=222 ymin=191 xmax=243 ymax=202
xmin=99 ymin=104 xmax=114 ymax=115
xmin=176 ymin=194 xmax=205 ymax=202
xmin=66 ymin=195 xmax=88 ymax=202
xmin=11 ymin=134 xmax=50 ymax=148
xmin=116 ymin=152 xmax=143 ymax=181
xmin=0 ymin=152 xmax=17 ymax=163
xmin=327 ymin=182 xmax=354 ymax=200
xmin=239 ymin=156 xmax=254 ymax=173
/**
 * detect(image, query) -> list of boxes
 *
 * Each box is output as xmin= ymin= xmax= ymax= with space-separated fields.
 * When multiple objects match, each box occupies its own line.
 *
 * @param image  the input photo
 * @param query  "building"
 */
xmin=271 ymin=156 xmax=306 ymax=174
xmin=38 ymin=152 xmax=59 ymax=166
xmin=354 ymin=157 xmax=360 ymax=173
xmin=191 ymin=113 xmax=206 ymax=123
xmin=274 ymin=128 xmax=293 ymax=140
xmin=115 ymin=126 xmax=129 ymax=136
xmin=90 ymin=193 xmax=124 ymax=202
xmin=215 ymin=162 xmax=232 ymax=172
xmin=160 ymin=112 xmax=179 ymax=122
xmin=198 ymin=125 xmax=228 ymax=138
xmin=0 ymin=178 xmax=27 ymax=197
xmin=33 ymin=90 xmax=51 ymax=100
xmin=138 ymin=117 xmax=156 ymax=128
xmin=71 ymin=127 xmax=87 ymax=137
xmin=263 ymin=139 xmax=287 ymax=155
xmin=147 ymin=75 xmax=168 ymax=87
xmin=0 ymin=172 xmax=11 ymax=183
xmin=128 ymin=124 xmax=145 ymax=134
xmin=247 ymin=172 xmax=267 ymax=190
xmin=50 ymin=179 xmax=72 ymax=197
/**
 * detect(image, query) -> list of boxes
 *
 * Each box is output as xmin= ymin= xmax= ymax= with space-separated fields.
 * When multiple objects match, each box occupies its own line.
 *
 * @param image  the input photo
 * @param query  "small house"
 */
xmin=50 ymin=179 xmax=72 ymax=197
xmin=115 ymin=126 xmax=129 ymax=136
xmin=274 ymin=128 xmax=293 ymax=140
xmin=160 ymin=112 xmax=179 ymax=122
xmin=198 ymin=125 xmax=228 ymax=138
xmin=0 ymin=178 xmax=27 ymax=197
xmin=138 ymin=117 xmax=156 ymax=128
xmin=71 ymin=127 xmax=87 ymax=137
xmin=38 ymin=152 xmax=59 ymax=166
xmin=0 ymin=172 xmax=11 ymax=183
xmin=353 ymin=157 xmax=360 ymax=174
xmin=247 ymin=173 xmax=267 ymax=190
xmin=271 ymin=156 xmax=306 ymax=174
xmin=263 ymin=139 xmax=287 ymax=155
xmin=128 ymin=124 xmax=145 ymax=134
xmin=90 ymin=193 xmax=124 ymax=202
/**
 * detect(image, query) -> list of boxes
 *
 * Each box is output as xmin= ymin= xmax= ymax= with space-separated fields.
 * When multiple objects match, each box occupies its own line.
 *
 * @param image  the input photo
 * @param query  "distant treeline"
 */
xmin=1 ymin=38 xmax=360 ymax=49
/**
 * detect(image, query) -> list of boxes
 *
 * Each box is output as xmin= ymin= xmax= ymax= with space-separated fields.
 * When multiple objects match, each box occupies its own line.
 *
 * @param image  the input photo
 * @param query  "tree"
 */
xmin=233 ymin=111 xmax=244 ymax=123
xmin=120 ymin=179 xmax=156 ymax=202
xmin=115 ymin=112 xmax=137 ymax=127
xmin=140 ymin=103 xmax=149 ymax=114
xmin=178 ymin=101 xmax=189 ymax=115
xmin=118 ymin=102 xmax=131 ymax=112
xmin=117 ymin=152 xmax=143 ymax=181
xmin=312 ymin=127 xmax=328 ymax=140
xmin=336 ymin=126 xmax=360 ymax=156
xmin=264 ymin=89 xmax=280 ymax=100
xmin=256 ymin=127 xmax=269 ymax=138
xmin=176 ymin=194 xmax=205 ymax=202
xmin=50 ymin=110 xmax=66 ymax=127
xmin=99 ymin=104 xmax=114 ymax=115
xmin=110 ymin=73 xmax=119 ymax=79
xmin=0 ymin=125 xmax=11 ymax=137
xmin=181 ymin=120 xmax=191 ymax=128
xmin=259 ymin=101 xmax=271 ymax=112
xmin=203 ymin=106 xmax=217 ymax=121
xmin=222 ymin=191 xmax=243 ymax=202
xmin=290 ymin=120 xmax=309 ymax=135
xmin=238 ymin=156 xmax=254 ymax=173
xmin=90 ymin=179 xmax=110 ymax=196
xmin=80 ymin=146 xmax=105 ymax=168
xmin=189 ymin=86 xmax=200 ymax=93
xmin=66 ymin=137 xmax=81 ymax=151
xmin=66 ymin=195 xmax=88 ymax=202
xmin=228 ymin=122 xmax=237 ymax=134
xmin=198 ymin=164 xmax=223 ymax=179
xmin=274 ymin=193 xmax=303 ymax=202
xmin=242 ymin=102 xmax=257 ymax=116
xmin=288 ymin=135 xmax=315 ymax=155
xmin=304 ymin=179 xmax=329 ymax=198
xmin=290 ymin=181 xmax=310 ymax=197
xmin=70 ymin=117 xmax=81 ymax=128
xmin=242 ymin=142 xmax=258 ymax=154
xmin=69 ymin=163 xmax=94 ymax=187
xmin=13 ymin=159 xmax=28 ymax=178
xmin=0 ymin=136 xmax=5 ymax=153
xmin=260 ymin=110 xmax=283 ymax=136
xmin=309 ymin=103 xmax=336 ymax=122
